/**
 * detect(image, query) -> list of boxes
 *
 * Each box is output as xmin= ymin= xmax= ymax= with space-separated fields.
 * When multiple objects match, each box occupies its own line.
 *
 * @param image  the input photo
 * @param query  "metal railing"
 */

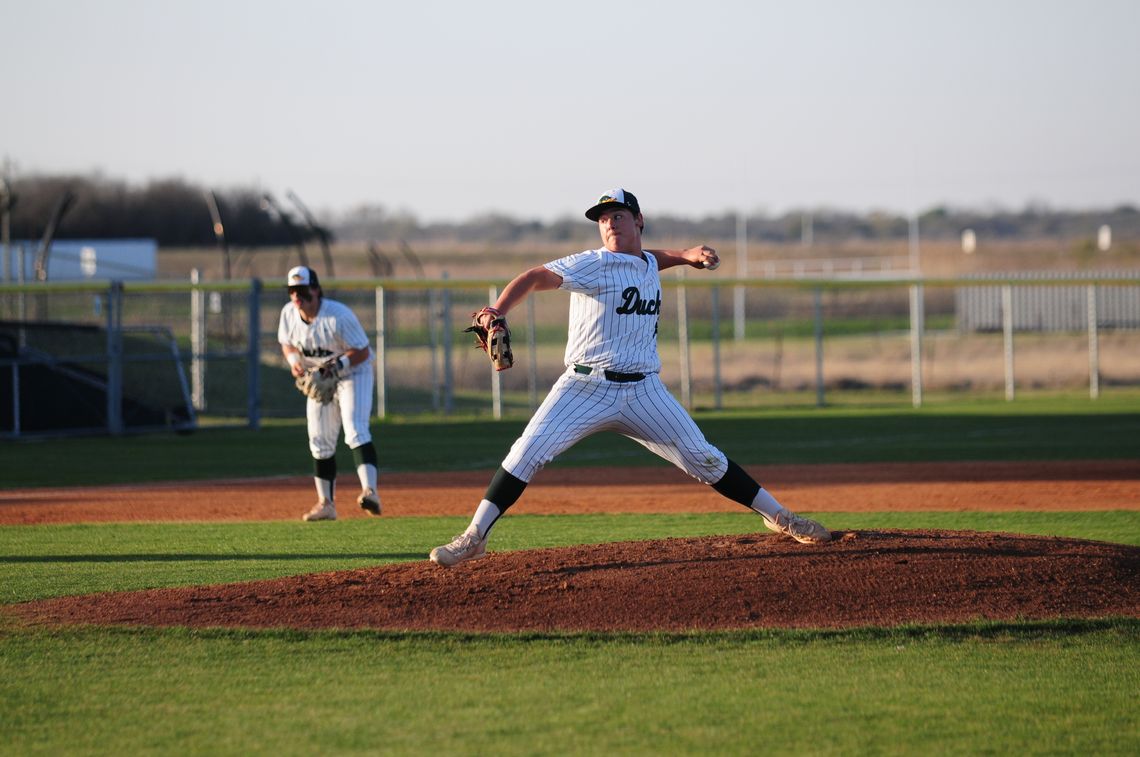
xmin=2 ymin=272 xmax=1139 ymax=438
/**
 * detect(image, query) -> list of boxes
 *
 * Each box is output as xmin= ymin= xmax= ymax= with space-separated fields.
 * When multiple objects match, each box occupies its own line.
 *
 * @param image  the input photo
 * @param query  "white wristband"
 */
xmin=338 ymin=355 xmax=351 ymax=372
xmin=287 ymin=352 xmax=301 ymax=367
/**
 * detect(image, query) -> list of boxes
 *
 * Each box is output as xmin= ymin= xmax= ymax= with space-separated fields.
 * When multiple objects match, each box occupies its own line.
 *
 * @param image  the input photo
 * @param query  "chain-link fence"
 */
xmin=2 ymin=273 xmax=1139 ymax=438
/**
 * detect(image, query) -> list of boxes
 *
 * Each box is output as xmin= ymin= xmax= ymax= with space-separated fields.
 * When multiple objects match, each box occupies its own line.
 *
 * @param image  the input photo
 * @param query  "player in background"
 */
xmin=278 ymin=266 xmax=382 ymax=521
xmin=430 ymin=189 xmax=831 ymax=566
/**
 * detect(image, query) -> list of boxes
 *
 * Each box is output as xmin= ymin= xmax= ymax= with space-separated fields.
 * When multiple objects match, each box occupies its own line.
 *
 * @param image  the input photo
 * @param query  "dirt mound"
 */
xmin=12 ymin=530 xmax=1140 ymax=632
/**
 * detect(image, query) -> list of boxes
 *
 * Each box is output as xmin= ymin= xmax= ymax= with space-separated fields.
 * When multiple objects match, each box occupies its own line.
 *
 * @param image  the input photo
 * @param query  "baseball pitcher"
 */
xmin=431 ymin=189 xmax=831 ymax=566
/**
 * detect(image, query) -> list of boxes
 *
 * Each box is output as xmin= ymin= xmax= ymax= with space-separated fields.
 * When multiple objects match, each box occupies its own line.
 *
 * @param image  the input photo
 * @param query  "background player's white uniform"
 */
xmin=278 ymin=298 xmax=374 ymax=459
xmin=501 ymin=248 xmax=728 ymax=484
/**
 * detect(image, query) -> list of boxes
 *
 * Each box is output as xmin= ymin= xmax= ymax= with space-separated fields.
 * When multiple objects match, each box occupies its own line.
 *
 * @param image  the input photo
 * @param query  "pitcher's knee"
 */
xmin=680 ymin=449 xmax=728 ymax=484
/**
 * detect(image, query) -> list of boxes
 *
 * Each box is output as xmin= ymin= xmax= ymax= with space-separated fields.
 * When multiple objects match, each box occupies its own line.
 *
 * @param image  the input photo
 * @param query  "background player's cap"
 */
xmin=286 ymin=265 xmax=319 ymax=288
xmin=585 ymin=188 xmax=640 ymax=222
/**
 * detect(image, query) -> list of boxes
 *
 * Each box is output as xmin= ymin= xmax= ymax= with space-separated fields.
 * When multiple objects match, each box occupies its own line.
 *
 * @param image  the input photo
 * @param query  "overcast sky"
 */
xmin=3 ymin=0 xmax=1138 ymax=222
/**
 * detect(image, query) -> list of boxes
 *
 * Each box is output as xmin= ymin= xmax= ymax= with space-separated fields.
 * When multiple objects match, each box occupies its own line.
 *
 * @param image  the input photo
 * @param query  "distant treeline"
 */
xmin=337 ymin=204 xmax=1140 ymax=246
xmin=4 ymin=173 xmax=1138 ymax=247
xmin=2 ymin=175 xmax=320 ymax=248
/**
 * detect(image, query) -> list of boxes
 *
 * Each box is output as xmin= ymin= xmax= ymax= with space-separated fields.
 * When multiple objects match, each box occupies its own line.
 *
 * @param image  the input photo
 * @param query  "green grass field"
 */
xmin=2 ymin=399 xmax=1138 ymax=754
xmin=4 ymin=392 xmax=1139 ymax=488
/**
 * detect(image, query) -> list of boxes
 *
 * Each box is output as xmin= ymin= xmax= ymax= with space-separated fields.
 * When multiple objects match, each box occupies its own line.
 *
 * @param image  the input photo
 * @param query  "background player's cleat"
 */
xmin=763 ymin=510 xmax=831 ymax=544
xmin=430 ymin=526 xmax=488 ymax=567
xmin=357 ymin=488 xmax=382 ymax=516
xmin=302 ymin=499 xmax=337 ymax=522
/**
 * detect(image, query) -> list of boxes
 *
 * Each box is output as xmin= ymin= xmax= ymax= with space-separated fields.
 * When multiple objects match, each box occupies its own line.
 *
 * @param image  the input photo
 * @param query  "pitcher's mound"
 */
xmin=12 ymin=530 xmax=1140 ymax=632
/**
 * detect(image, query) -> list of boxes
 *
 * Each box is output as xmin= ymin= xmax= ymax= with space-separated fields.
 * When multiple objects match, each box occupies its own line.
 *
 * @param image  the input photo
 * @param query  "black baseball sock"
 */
xmin=351 ymin=442 xmax=378 ymax=469
xmin=484 ymin=467 xmax=528 ymax=512
xmin=315 ymin=456 xmax=337 ymax=481
xmin=712 ymin=459 xmax=762 ymax=508
xmin=468 ymin=468 xmax=529 ymax=538
xmin=314 ymin=456 xmax=337 ymax=501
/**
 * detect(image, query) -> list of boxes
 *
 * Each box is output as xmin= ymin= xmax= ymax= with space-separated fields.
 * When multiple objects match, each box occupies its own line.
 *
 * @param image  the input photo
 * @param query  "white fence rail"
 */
xmin=2 ymin=274 xmax=1139 ymax=438
xmin=756 ymin=255 xmax=915 ymax=280
xmin=956 ymin=270 xmax=1140 ymax=331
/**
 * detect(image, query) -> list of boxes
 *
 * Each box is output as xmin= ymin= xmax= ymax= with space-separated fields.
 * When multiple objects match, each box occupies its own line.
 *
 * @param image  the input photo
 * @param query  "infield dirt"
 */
xmin=3 ymin=460 xmax=1138 ymax=524
xmin=5 ymin=460 xmax=1139 ymax=631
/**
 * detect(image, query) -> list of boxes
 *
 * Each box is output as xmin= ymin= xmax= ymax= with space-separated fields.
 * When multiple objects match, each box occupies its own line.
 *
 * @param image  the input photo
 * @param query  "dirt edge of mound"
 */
xmin=10 ymin=529 xmax=1139 ymax=633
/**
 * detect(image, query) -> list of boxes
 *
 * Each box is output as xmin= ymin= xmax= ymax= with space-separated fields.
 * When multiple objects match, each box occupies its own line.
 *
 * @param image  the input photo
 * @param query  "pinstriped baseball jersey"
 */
xmin=278 ymin=298 xmax=371 ymax=366
xmin=502 ymin=247 xmax=728 ymax=485
xmin=278 ymin=297 xmax=374 ymax=458
xmin=545 ymin=248 xmax=662 ymax=374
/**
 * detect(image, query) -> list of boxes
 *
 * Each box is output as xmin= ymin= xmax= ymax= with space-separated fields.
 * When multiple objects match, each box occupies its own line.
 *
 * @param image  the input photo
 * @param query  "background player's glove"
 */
xmin=465 ymin=306 xmax=513 ymax=371
xmin=295 ymin=359 xmax=340 ymax=404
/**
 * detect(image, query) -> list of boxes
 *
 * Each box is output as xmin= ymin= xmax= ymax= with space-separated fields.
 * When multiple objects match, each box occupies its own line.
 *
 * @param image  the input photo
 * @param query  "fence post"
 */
xmin=489 ymin=285 xmax=502 ymax=419
xmin=10 ymin=360 xmax=20 ymax=436
xmin=734 ymin=213 xmax=747 ymax=341
xmin=0 ymin=176 xmax=9 ymax=285
xmin=428 ymin=287 xmax=440 ymax=412
xmin=17 ymin=243 xmax=28 ymax=320
xmin=375 ymin=285 xmax=387 ymax=418
xmin=813 ymin=287 xmax=825 ymax=407
xmin=676 ymin=270 xmax=691 ymax=409
xmin=527 ymin=295 xmax=538 ymax=411
xmin=909 ymin=283 xmax=924 ymax=408
xmin=1002 ymin=284 xmax=1015 ymax=401
xmin=442 ymin=277 xmax=453 ymax=413
xmin=190 ymin=269 xmax=207 ymax=411
xmin=247 ymin=279 xmax=261 ymax=429
xmin=711 ymin=286 xmax=722 ymax=410
xmin=1087 ymin=284 xmax=1099 ymax=400
xmin=106 ymin=281 xmax=124 ymax=435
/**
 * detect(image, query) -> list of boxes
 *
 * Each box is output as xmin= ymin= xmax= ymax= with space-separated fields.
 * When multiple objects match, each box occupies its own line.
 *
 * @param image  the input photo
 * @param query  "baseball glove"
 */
xmin=465 ymin=306 xmax=513 ymax=371
xmin=295 ymin=359 xmax=340 ymax=404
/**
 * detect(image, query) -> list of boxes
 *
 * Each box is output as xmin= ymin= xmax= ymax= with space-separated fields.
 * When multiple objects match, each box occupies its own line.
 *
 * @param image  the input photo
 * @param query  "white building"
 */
xmin=4 ymin=239 xmax=157 ymax=282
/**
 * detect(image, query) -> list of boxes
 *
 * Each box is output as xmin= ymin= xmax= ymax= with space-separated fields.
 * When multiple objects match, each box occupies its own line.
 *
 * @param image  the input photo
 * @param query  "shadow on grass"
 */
xmin=0 ymin=553 xmax=423 ymax=563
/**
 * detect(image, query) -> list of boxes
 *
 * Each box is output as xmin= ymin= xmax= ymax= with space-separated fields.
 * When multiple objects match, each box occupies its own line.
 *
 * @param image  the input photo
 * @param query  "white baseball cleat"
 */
xmin=357 ymin=488 xmax=382 ymax=516
xmin=763 ymin=510 xmax=831 ymax=544
xmin=302 ymin=499 xmax=337 ymax=522
xmin=430 ymin=526 xmax=488 ymax=567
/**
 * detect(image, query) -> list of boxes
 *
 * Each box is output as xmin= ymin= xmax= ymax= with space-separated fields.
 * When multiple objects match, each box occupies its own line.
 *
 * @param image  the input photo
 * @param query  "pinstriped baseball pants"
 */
xmin=501 ymin=369 xmax=729 ymax=484
xmin=306 ymin=367 xmax=374 ymax=459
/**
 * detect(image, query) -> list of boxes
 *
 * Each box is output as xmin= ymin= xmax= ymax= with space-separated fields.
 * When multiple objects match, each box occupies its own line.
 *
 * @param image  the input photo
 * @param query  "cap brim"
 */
xmin=585 ymin=201 xmax=626 ymax=222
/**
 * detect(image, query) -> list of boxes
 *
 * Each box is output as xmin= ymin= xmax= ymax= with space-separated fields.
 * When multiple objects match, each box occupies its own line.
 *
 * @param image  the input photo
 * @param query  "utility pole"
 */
xmin=33 ymin=189 xmax=76 ymax=282
xmin=287 ymin=190 xmax=334 ymax=278
xmin=204 ymin=190 xmax=231 ymax=280
xmin=261 ymin=193 xmax=309 ymax=269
